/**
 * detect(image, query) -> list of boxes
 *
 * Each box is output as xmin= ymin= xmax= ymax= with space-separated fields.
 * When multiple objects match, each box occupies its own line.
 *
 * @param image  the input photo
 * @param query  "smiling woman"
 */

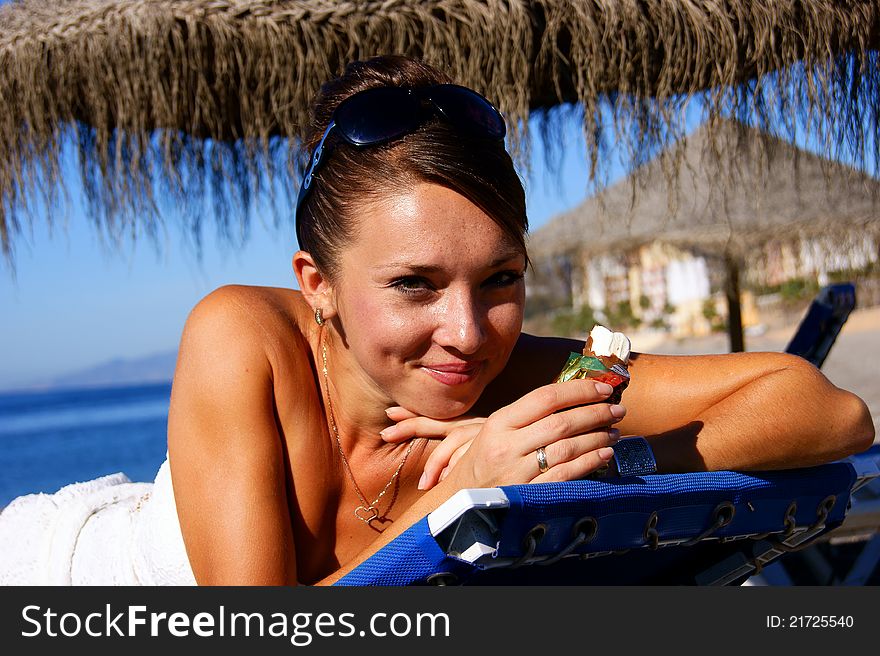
xmin=297 ymin=184 xmax=526 ymax=419
xmin=165 ymin=55 xmax=873 ymax=586
xmin=1 ymin=54 xmax=873 ymax=587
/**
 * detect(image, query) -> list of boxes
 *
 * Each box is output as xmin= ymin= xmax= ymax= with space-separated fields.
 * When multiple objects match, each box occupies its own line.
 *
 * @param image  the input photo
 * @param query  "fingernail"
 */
xmin=385 ymin=407 xmax=402 ymax=417
xmin=417 ymin=472 xmax=428 ymax=490
xmin=595 ymin=382 xmax=613 ymax=396
xmin=610 ymin=404 xmax=626 ymax=418
xmin=379 ymin=426 xmax=397 ymax=439
xmin=609 ymin=428 xmax=621 ymax=441
xmin=598 ymin=447 xmax=615 ymax=460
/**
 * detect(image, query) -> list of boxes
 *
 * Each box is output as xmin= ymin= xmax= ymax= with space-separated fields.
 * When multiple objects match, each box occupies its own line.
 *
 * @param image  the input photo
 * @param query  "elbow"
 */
xmin=834 ymin=391 xmax=875 ymax=458
xmin=782 ymin=355 xmax=875 ymax=460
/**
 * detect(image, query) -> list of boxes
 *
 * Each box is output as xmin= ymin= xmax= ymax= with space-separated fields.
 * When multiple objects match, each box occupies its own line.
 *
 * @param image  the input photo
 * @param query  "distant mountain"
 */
xmin=45 ymin=350 xmax=178 ymax=390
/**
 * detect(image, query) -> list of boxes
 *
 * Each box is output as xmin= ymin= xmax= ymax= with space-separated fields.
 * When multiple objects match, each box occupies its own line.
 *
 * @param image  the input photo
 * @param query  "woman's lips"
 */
xmin=420 ymin=361 xmax=483 ymax=386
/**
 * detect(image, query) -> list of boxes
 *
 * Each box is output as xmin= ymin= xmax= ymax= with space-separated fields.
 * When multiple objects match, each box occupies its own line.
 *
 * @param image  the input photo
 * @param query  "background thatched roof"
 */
xmin=527 ymin=117 xmax=880 ymax=352
xmin=527 ymin=118 xmax=880 ymax=260
xmin=2 ymin=0 xmax=880 ymax=262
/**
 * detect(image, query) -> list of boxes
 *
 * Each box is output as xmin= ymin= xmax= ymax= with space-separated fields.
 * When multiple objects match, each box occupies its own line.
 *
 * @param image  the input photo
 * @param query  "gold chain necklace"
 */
xmin=321 ymin=339 xmax=415 ymax=525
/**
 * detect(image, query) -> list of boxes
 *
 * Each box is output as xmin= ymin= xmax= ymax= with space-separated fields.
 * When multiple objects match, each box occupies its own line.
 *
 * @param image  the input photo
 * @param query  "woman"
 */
xmin=166 ymin=54 xmax=874 ymax=586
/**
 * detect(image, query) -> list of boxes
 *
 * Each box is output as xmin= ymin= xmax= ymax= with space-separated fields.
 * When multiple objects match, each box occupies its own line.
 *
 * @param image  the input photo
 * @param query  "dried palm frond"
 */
xmin=1 ymin=0 xmax=878 ymax=262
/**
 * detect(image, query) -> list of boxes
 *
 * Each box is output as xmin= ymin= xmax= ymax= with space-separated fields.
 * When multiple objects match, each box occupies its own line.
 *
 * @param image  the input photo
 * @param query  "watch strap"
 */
xmin=612 ymin=436 xmax=657 ymax=477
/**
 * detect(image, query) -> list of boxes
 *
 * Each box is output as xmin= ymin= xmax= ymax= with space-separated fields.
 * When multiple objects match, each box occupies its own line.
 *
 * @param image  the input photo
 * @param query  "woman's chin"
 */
xmin=406 ymin=396 xmax=478 ymax=420
xmin=389 ymin=367 xmax=494 ymax=418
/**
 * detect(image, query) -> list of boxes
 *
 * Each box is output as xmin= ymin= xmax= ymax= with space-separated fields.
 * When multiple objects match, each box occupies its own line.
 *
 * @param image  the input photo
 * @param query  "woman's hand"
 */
xmin=451 ymin=379 xmax=625 ymax=488
xmin=384 ymin=379 xmax=625 ymax=490
xmin=381 ymin=407 xmax=484 ymax=490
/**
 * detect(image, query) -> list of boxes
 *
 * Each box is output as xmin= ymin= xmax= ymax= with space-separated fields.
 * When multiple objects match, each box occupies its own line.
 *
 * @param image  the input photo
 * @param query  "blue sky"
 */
xmin=0 ymin=108 xmax=613 ymax=390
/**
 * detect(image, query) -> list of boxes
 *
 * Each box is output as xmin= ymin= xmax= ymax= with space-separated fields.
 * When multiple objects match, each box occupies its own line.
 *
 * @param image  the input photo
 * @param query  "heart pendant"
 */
xmin=355 ymin=505 xmax=379 ymax=523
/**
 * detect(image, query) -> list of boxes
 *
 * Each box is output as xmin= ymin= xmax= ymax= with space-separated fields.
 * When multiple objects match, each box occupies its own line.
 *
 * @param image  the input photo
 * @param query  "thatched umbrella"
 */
xmin=527 ymin=117 xmax=880 ymax=351
xmin=1 ymin=0 xmax=879 ymax=263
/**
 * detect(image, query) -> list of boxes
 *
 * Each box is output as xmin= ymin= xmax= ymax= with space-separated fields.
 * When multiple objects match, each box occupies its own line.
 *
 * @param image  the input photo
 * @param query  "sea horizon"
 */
xmin=0 ymin=377 xmax=173 ymax=396
xmin=0 ymin=349 xmax=179 ymax=396
xmin=0 ymin=381 xmax=173 ymax=508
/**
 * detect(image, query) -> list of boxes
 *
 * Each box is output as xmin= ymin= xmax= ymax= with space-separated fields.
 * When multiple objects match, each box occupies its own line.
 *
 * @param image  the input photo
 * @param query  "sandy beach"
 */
xmin=628 ymin=306 xmax=880 ymax=443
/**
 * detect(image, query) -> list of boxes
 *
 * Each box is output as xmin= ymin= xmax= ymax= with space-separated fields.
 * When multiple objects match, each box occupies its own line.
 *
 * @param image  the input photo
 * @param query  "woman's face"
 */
xmin=330 ymin=182 xmax=526 ymax=418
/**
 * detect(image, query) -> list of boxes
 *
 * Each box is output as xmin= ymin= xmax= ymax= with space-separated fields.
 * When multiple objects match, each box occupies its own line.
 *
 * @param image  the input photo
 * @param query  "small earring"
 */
xmin=315 ymin=308 xmax=325 ymax=326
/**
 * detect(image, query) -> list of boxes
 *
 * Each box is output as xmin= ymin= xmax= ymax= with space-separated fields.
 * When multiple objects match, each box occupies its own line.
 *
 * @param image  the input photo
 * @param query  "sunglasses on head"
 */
xmin=294 ymin=83 xmax=507 ymax=234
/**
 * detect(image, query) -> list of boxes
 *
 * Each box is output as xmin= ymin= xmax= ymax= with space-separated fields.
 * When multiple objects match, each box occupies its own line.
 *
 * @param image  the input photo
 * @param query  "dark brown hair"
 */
xmin=296 ymin=55 xmax=528 ymax=277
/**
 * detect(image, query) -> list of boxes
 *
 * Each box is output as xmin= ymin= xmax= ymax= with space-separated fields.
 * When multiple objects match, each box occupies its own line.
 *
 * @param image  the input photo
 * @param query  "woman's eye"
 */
xmin=485 ymin=270 xmax=524 ymax=288
xmin=391 ymin=276 xmax=433 ymax=296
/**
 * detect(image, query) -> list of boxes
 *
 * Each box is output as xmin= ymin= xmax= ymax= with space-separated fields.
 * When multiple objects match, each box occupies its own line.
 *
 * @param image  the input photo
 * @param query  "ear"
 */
xmin=292 ymin=250 xmax=337 ymax=320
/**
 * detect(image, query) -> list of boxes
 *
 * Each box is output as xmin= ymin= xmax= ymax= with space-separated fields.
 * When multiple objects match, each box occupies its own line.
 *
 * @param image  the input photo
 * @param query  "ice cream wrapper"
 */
xmin=554 ymin=352 xmax=631 ymax=405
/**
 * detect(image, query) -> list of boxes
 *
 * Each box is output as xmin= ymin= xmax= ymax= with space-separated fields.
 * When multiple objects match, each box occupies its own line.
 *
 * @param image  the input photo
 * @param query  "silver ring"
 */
xmin=536 ymin=446 xmax=549 ymax=473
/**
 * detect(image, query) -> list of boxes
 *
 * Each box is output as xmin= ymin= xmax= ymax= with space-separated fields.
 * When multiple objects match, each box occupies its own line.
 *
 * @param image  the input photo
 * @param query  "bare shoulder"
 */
xmin=476 ymin=332 xmax=586 ymax=411
xmin=176 ymin=285 xmax=315 ymax=371
xmin=183 ymin=284 xmax=312 ymax=342
xmin=168 ymin=284 xmax=318 ymax=452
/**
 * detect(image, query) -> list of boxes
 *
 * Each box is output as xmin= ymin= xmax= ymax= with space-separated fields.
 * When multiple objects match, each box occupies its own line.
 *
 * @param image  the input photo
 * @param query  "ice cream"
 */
xmin=554 ymin=325 xmax=631 ymax=405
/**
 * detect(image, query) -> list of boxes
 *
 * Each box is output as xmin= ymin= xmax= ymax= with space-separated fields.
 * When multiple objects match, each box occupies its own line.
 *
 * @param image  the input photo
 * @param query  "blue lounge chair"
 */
xmin=784 ymin=282 xmax=856 ymax=368
xmin=336 ymin=448 xmax=879 ymax=586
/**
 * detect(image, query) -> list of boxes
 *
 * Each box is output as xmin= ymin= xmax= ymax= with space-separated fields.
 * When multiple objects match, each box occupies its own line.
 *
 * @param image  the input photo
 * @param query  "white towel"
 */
xmin=0 ymin=458 xmax=196 ymax=586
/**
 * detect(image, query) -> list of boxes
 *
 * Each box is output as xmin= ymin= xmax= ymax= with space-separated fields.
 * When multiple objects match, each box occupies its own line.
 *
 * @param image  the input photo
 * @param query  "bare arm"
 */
xmin=167 ymin=287 xmax=298 ymax=585
xmin=619 ymin=350 xmax=875 ymax=472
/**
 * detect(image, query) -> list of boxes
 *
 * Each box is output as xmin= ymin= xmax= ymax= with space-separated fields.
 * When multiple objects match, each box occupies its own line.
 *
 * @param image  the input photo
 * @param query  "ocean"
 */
xmin=0 ymin=382 xmax=172 ymax=508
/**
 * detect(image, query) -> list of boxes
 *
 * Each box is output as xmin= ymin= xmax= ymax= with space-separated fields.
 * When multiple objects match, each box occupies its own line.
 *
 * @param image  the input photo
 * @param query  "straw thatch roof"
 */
xmin=2 ymin=0 xmax=880 ymax=262
xmin=527 ymin=118 xmax=880 ymax=260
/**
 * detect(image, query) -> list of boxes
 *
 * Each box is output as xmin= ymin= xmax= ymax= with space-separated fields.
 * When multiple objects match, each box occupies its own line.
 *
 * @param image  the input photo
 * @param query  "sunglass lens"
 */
xmin=431 ymin=85 xmax=506 ymax=140
xmin=335 ymin=87 xmax=421 ymax=145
